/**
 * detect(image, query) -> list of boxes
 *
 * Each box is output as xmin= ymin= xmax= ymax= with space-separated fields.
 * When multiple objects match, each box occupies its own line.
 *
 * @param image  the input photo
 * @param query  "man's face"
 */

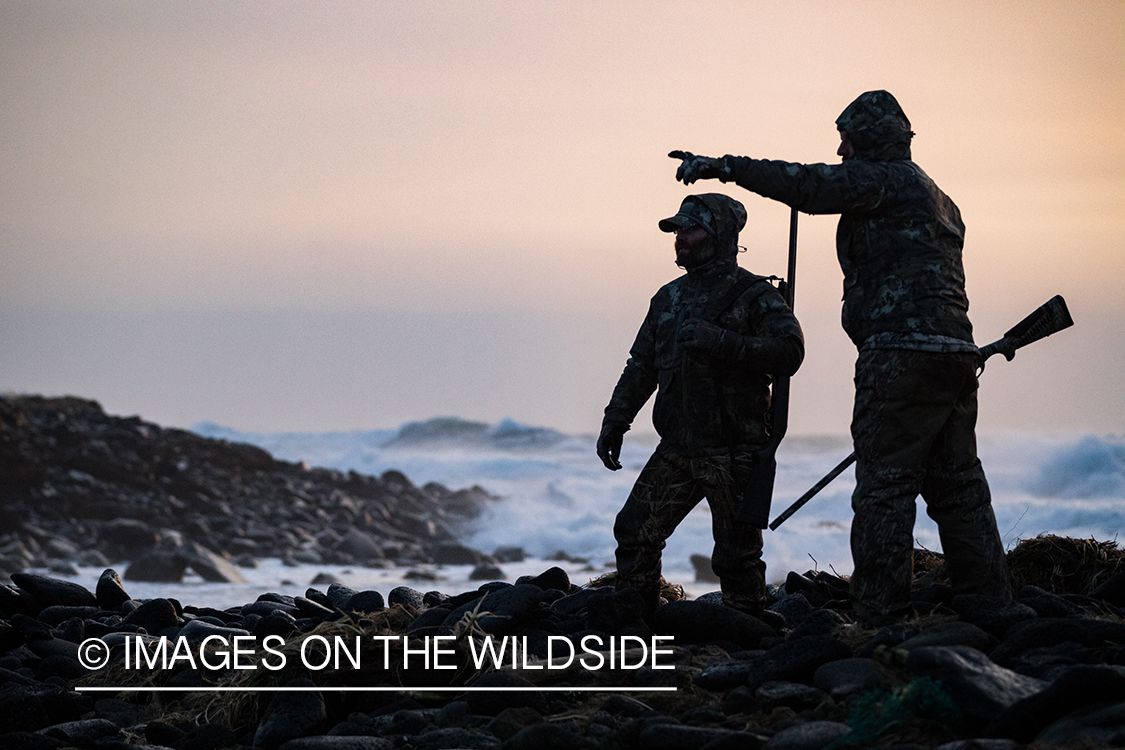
xmin=837 ymin=131 xmax=855 ymax=160
xmin=674 ymin=224 xmax=714 ymax=269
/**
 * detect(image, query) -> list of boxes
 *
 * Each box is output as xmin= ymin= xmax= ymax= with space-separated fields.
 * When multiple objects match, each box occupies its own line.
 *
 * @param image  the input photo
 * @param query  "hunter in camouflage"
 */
xmin=671 ymin=90 xmax=1013 ymax=624
xmin=597 ymin=193 xmax=804 ymax=617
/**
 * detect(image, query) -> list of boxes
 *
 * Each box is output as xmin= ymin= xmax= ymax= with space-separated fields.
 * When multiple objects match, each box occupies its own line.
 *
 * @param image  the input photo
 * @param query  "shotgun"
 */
xmin=737 ymin=207 xmax=799 ymax=528
xmin=768 ymin=294 xmax=1073 ymax=530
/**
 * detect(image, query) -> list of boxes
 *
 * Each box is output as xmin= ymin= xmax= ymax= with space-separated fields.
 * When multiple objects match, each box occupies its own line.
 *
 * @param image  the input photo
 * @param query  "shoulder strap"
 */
xmin=711 ymin=273 xmax=777 ymax=323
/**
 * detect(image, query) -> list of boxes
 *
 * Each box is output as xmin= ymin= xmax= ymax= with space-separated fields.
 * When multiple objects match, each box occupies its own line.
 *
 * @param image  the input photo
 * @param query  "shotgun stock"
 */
xmin=768 ymin=295 xmax=1073 ymax=530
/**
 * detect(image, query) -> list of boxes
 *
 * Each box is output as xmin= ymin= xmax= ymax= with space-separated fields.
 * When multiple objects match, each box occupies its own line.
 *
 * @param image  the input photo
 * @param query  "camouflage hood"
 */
xmin=836 ymin=90 xmax=914 ymax=162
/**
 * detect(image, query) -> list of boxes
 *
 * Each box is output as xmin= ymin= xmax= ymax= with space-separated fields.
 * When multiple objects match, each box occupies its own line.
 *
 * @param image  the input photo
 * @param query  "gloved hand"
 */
xmin=679 ymin=319 xmax=726 ymax=354
xmin=669 ymin=150 xmax=731 ymax=185
xmin=597 ymin=422 xmax=629 ymax=471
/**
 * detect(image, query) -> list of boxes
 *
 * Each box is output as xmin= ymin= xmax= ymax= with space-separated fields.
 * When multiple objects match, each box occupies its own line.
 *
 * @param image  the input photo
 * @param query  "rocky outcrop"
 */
xmin=0 ymin=395 xmax=499 ymax=578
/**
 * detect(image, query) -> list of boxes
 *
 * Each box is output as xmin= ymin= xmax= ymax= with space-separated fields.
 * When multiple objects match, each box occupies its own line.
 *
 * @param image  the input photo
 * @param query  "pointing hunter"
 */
xmin=670 ymin=90 xmax=1014 ymax=624
xmin=597 ymin=193 xmax=804 ymax=618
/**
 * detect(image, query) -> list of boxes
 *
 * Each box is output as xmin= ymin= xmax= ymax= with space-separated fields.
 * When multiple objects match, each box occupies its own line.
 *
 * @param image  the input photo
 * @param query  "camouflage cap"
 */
xmin=659 ymin=198 xmax=717 ymax=235
xmin=659 ymin=194 xmax=747 ymax=238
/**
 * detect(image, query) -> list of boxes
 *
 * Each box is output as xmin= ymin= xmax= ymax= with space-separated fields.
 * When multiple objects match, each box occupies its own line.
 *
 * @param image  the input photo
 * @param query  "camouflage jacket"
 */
xmin=603 ymin=258 xmax=804 ymax=456
xmin=723 ymin=156 xmax=976 ymax=352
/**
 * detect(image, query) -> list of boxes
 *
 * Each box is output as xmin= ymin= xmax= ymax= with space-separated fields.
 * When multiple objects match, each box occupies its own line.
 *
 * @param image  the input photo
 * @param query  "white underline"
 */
xmin=76 ymin=686 xmax=678 ymax=693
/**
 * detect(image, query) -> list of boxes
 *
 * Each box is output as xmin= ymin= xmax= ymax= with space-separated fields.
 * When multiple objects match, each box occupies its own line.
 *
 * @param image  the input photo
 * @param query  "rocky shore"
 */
xmin=7 ymin=395 xmax=1125 ymax=748
xmin=0 ymin=395 xmax=501 ymax=583
xmin=5 ymin=543 xmax=1125 ymax=750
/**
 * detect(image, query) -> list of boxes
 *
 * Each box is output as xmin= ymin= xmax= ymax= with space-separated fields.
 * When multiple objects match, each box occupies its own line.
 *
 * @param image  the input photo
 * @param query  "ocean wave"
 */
xmin=1025 ymin=434 xmax=1125 ymax=499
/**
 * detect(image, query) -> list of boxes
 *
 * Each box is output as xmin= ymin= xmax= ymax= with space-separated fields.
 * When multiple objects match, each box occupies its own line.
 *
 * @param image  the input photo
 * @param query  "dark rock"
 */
xmin=464 ymin=671 xmax=547 ymax=716
xmin=388 ymin=586 xmax=425 ymax=610
xmin=346 ymin=590 xmax=385 ymax=613
xmin=243 ymin=599 xmax=300 ymax=618
xmin=905 ymin=646 xmax=1046 ymax=722
xmin=898 ymin=621 xmax=998 ymax=653
xmin=335 ymin=528 xmax=384 ymax=560
xmin=253 ymin=678 xmax=327 ymax=750
xmin=278 ymin=735 xmax=395 ymax=749
xmin=100 ymin=518 xmax=159 ymax=559
xmin=638 ymin=724 xmax=750 ymax=750
xmin=989 ymin=617 xmax=1125 ymax=667
xmin=503 ymin=721 xmax=590 ymax=750
xmin=951 ymin=595 xmax=1037 ymax=638
xmin=94 ymin=568 xmax=130 ymax=610
xmin=985 ymin=664 xmax=1125 ymax=742
xmin=145 ymin=721 xmax=186 ymax=746
xmin=1033 ymin=701 xmax=1125 ymax=747
xmin=813 ymin=657 xmax=892 ymax=700
xmin=492 ymin=546 xmax=526 ymax=563
xmin=124 ymin=549 xmax=187 ymax=582
xmin=1005 ymin=639 xmax=1096 ymax=679
xmin=697 ymin=659 xmax=756 ymax=691
xmin=787 ymin=607 xmax=846 ymax=639
xmin=176 ymin=723 xmax=239 ymax=750
xmin=38 ymin=718 xmax=120 ymax=746
xmin=767 ymin=593 xmax=814 ymax=629
xmin=761 ymin=720 xmax=850 ymax=750
xmin=35 ymin=605 xmax=99 ymax=627
xmin=1019 ymin=592 xmax=1085 ymax=618
xmin=93 ymin=697 xmax=146 ymax=728
xmin=654 ymin=600 xmax=775 ymax=649
xmin=933 ymin=741 xmax=1019 ymax=750
xmin=550 ymin=588 xmax=600 ymax=616
xmin=743 ymin=636 xmax=853 ymax=688
xmin=407 ymin=607 xmax=451 ymax=638
xmin=423 ymin=590 xmax=450 ymax=607
xmin=327 ymin=583 xmax=359 ymax=611
xmin=412 ymin=727 xmax=500 ymax=750
xmin=26 ymin=636 xmax=80 ymax=661
xmin=9 ymin=573 xmax=96 ymax=608
xmin=432 ymin=543 xmax=483 ymax=566
xmin=10 ymin=613 xmax=52 ymax=640
xmin=858 ymin=622 xmax=926 ymax=657
xmin=179 ymin=619 xmax=251 ymax=643
xmin=181 ymin=541 xmax=248 ymax=583
xmin=294 ymin=596 xmax=336 ymax=619
xmin=526 ymin=566 xmax=570 ymax=592
xmin=121 ymin=597 xmax=179 ymax=633
xmin=0 ymin=731 xmax=68 ymax=749
xmin=754 ymin=681 xmax=830 ymax=711
xmin=442 ymin=584 xmax=544 ymax=637
xmin=470 ymin=563 xmax=506 ymax=581
xmin=36 ymin=654 xmax=86 ymax=680
xmin=486 ymin=706 xmax=544 ymax=740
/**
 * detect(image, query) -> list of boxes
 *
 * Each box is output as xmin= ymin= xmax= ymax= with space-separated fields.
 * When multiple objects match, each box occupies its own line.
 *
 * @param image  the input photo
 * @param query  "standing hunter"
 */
xmin=597 ymin=193 xmax=804 ymax=618
xmin=670 ymin=90 xmax=1014 ymax=624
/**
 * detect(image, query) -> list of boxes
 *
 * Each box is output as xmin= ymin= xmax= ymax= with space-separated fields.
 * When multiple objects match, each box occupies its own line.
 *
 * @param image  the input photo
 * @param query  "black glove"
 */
xmin=669 ymin=150 xmax=731 ymax=185
xmin=597 ymin=422 xmax=629 ymax=471
xmin=678 ymin=319 xmax=726 ymax=354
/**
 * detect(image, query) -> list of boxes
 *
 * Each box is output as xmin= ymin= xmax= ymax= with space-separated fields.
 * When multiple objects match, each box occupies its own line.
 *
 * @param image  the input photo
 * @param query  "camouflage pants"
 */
xmin=614 ymin=445 xmax=766 ymax=614
xmin=850 ymin=348 xmax=1012 ymax=624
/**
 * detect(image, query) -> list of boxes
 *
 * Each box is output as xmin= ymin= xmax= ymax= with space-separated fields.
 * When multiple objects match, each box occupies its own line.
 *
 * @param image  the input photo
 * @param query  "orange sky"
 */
xmin=1 ymin=1 xmax=1122 ymax=434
